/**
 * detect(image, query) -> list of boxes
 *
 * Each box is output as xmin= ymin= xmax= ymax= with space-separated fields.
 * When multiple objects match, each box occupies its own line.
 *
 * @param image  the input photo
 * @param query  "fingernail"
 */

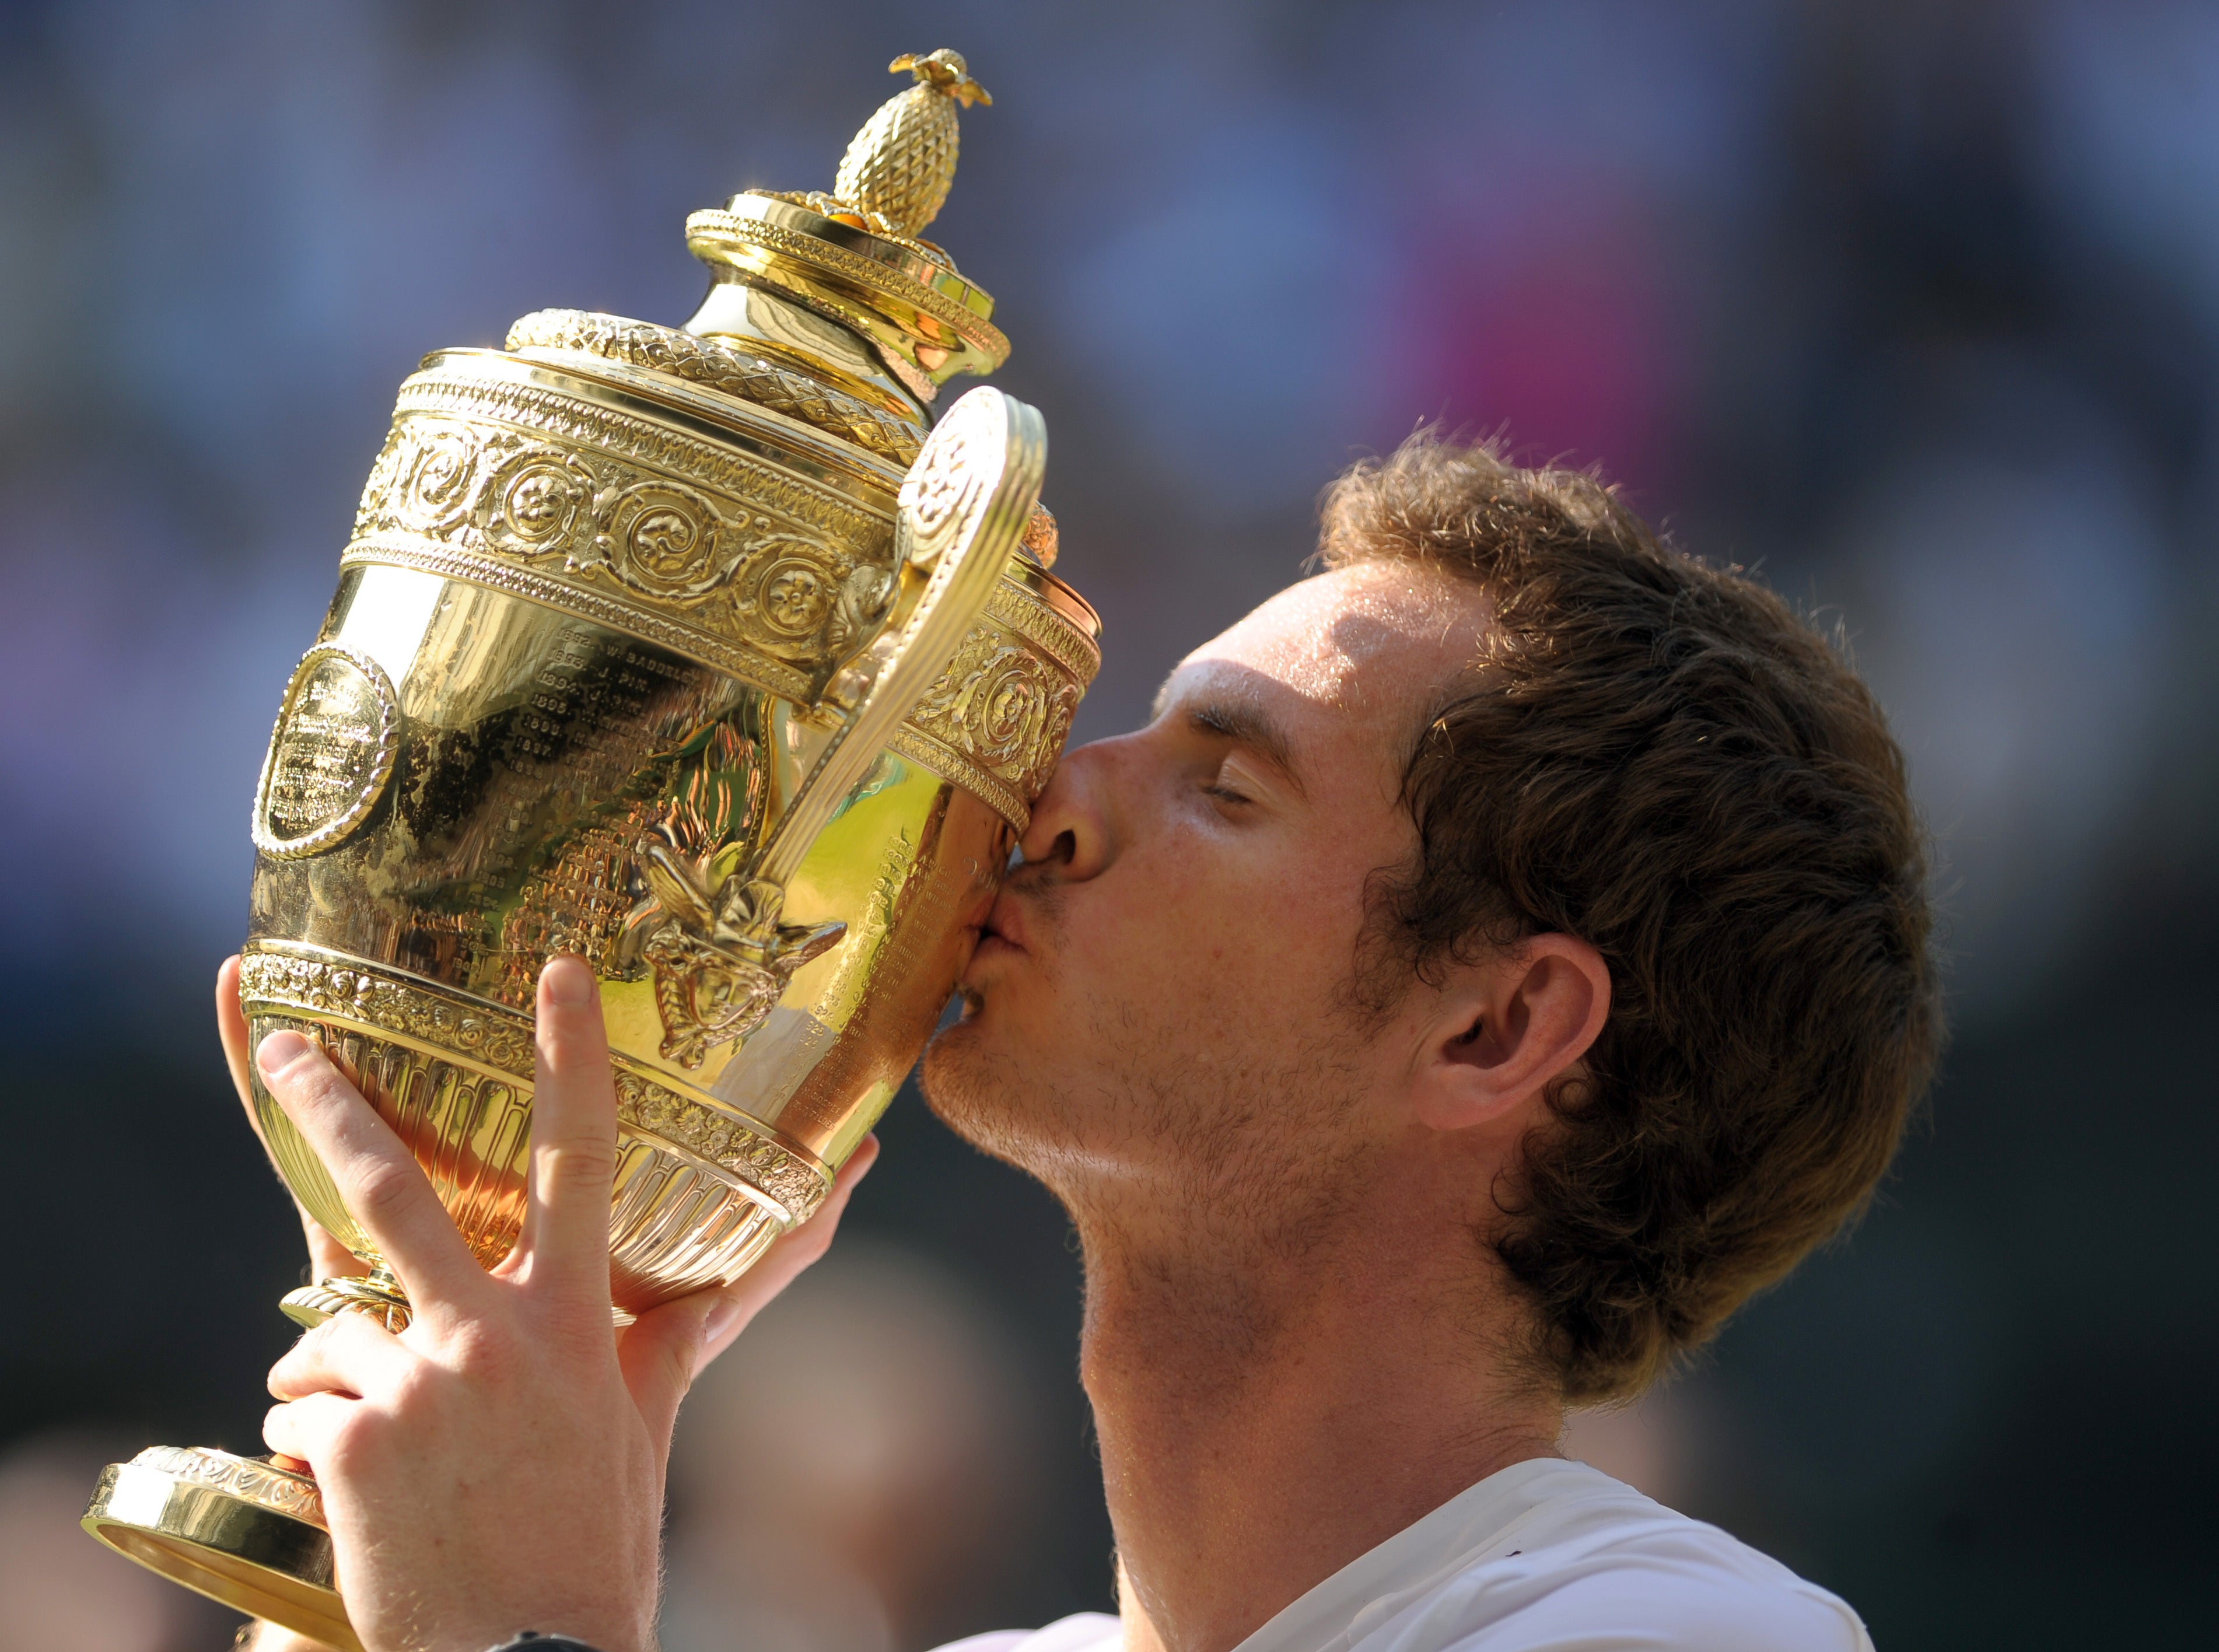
xmin=543 ymin=955 xmax=594 ymax=1008
xmin=257 ymin=1030 xmax=312 ymax=1076
xmin=702 ymin=1294 xmax=745 ymax=1349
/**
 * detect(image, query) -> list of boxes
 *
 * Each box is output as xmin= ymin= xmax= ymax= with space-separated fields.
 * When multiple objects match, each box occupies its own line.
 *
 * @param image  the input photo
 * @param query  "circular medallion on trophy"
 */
xmin=250 ymin=643 xmax=402 ymax=860
xmin=605 ymin=480 xmax=729 ymax=600
xmin=393 ymin=424 xmax=481 ymax=531
xmin=477 ymin=445 xmax=596 ymax=562
xmin=757 ymin=556 xmax=835 ymax=635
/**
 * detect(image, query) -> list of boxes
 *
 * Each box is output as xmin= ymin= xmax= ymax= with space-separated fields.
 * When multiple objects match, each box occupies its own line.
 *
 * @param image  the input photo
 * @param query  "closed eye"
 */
xmin=1202 ymin=757 xmax=1261 ymax=807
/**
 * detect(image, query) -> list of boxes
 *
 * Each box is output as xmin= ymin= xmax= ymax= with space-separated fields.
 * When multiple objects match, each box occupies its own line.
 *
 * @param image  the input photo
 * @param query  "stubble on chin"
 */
xmin=918 ymin=1017 xmax=1023 ymax=1158
xmin=920 ymin=876 xmax=1072 ymax=1161
xmin=922 ymin=976 xmax=1373 ymax=1235
xmin=919 ymin=874 xmax=1380 ymax=1255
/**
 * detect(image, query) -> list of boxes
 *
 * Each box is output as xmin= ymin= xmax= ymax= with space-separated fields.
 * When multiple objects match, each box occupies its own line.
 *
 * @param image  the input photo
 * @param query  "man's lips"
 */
xmin=972 ymin=888 xmax=1032 ymax=960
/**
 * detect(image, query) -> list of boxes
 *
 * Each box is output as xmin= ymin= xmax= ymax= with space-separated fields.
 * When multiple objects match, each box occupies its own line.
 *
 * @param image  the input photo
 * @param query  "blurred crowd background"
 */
xmin=2 ymin=1 xmax=2214 ymax=1647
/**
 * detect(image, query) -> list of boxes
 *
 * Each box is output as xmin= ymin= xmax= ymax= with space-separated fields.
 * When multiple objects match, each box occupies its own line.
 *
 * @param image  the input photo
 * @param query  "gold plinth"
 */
xmin=84 ymin=1447 xmax=358 ymax=1652
xmin=88 ymin=47 xmax=1099 ymax=1648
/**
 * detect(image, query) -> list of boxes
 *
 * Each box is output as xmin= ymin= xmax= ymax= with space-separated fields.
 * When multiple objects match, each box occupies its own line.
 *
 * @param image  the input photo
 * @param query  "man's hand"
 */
xmin=218 ymin=955 xmax=363 ymax=1290
xmin=239 ymin=954 xmax=875 ymax=1652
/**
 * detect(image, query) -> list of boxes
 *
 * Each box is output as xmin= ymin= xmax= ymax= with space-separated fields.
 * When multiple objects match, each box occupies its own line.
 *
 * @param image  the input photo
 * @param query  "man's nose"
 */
xmin=1016 ymin=736 xmax=1115 ymax=881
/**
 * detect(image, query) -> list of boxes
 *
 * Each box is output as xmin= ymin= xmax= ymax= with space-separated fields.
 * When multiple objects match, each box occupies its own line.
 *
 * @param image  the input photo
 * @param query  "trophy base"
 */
xmin=83 ymin=1445 xmax=362 ymax=1652
xmin=282 ymin=1263 xmax=412 ymax=1333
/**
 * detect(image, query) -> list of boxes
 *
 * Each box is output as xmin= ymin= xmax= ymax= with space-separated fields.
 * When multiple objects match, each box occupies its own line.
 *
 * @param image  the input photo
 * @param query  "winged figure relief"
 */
xmin=621 ymin=830 xmax=846 ymax=1069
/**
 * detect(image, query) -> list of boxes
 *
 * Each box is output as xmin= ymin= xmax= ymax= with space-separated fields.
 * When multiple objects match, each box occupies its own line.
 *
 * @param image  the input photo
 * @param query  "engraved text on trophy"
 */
xmin=253 ymin=644 xmax=402 ymax=859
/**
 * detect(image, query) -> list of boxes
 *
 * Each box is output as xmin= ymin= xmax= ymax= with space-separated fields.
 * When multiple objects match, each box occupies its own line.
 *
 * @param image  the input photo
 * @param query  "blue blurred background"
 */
xmin=2 ymin=1 xmax=2215 ymax=1647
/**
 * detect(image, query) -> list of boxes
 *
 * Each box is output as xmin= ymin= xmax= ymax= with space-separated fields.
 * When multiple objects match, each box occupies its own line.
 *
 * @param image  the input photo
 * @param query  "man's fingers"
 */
xmin=261 ymin=1390 xmax=358 ymax=1468
xmin=236 ymin=1624 xmax=336 ymax=1651
xmin=237 ymin=1625 xmax=339 ymax=1652
xmin=268 ymin=1312 xmax=416 ymax=1401
xmin=617 ymin=1293 xmax=719 ymax=1458
xmin=693 ymin=1134 xmax=878 ymax=1376
xmin=224 ymin=960 xmax=363 ymax=1282
xmin=257 ymin=1030 xmax=484 ymax=1318
xmin=516 ymin=956 xmax=621 ymax=1304
xmin=217 ymin=954 xmax=254 ymax=1108
xmin=617 ymin=1135 xmax=880 ymax=1442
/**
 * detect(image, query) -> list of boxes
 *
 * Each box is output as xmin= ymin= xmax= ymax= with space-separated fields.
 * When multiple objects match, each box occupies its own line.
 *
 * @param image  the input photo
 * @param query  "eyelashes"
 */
xmin=1202 ymin=759 xmax=1258 ymax=807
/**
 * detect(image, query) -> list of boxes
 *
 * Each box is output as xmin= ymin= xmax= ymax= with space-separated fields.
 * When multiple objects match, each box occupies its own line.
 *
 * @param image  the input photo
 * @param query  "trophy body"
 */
xmin=240 ymin=342 xmax=1093 ymax=1325
xmin=85 ymin=52 xmax=1097 ymax=1650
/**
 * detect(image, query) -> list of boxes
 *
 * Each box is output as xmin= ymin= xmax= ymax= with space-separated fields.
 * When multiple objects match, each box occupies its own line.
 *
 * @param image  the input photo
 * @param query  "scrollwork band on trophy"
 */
xmin=82 ymin=50 xmax=1100 ymax=1652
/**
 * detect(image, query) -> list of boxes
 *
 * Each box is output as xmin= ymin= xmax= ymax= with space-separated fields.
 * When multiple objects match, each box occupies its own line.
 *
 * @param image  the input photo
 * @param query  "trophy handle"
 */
xmin=733 ymin=384 xmax=1048 ymax=929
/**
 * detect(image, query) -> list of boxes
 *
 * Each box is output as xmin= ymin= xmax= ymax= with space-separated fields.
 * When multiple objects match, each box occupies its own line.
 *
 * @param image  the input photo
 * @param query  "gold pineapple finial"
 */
xmin=832 ymin=50 xmax=992 ymax=240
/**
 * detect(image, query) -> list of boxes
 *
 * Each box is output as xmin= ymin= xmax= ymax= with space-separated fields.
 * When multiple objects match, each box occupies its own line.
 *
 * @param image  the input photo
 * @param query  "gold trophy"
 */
xmin=82 ymin=50 xmax=1099 ymax=1650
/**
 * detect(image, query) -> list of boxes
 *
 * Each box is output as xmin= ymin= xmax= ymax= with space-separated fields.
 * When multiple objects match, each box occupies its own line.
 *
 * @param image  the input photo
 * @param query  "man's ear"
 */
xmin=1409 ymin=935 xmax=1611 ymax=1132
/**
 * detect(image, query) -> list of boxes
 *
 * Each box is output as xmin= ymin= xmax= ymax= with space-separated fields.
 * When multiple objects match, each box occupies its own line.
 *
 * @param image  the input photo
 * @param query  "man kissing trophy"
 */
xmin=91 ymin=42 xmax=1938 ymax=1652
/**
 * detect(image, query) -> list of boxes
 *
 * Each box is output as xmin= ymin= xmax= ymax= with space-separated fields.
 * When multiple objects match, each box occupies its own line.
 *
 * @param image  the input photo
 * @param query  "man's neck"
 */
xmin=1070 ymin=1187 xmax=1563 ymax=1652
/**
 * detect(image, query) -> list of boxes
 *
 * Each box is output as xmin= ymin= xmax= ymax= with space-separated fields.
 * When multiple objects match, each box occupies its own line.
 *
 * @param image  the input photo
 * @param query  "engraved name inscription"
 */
xmin=253 ymin=645 xmax=402 ymax=859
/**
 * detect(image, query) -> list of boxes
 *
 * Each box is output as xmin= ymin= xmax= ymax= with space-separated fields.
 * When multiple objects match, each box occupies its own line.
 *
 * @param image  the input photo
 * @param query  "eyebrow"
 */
xmin=1183 ymin=695 xmax=1307 ymax=798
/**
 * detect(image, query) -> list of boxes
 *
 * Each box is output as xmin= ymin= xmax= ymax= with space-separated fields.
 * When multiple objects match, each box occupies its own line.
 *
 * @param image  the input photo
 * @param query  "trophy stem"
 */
xmin=281 ymin=1262 xmax=412 ymax=1333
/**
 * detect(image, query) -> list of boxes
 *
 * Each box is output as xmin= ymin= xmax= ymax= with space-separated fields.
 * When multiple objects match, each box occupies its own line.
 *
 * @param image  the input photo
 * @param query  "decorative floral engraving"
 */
xmin=757 ymin=557 xmax=833 ymax=636
xmin=611 ymin=1069 xmax=828 ymax=1218
xmin=874 ymin=577 xmax=1097 ymax=832
xmin=239 ymin=945 xmax=537 ymax=1076
xmin=600 ymin=480 xmax=724 ymax=600
xmin=390 ymin=373 xmax=890 ymax=545
xmin=396 ymin=424 xmax=481 ymax=531
xmin=351 ymin=374 xmax=898 ymax=684
xmin=131 ymin=1446 xmax=328 ymax=1530
xmin=477 ymin=446 xmax=596 ymax=563
xmin=240 ymin=942 xmax=830 ymax=1220
xmin=907 ymin=631 xmax=1082 ymax=802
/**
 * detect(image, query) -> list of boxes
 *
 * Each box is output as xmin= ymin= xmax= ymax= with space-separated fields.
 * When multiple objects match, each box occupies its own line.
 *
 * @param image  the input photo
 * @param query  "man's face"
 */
xmin=922 ymin=561 xmax=1489 ymax=1222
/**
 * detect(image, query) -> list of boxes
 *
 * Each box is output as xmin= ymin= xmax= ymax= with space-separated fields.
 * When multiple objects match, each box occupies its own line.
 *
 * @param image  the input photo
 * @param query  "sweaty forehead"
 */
xmin=1180 ymin=561 xmax=1489 ymax=716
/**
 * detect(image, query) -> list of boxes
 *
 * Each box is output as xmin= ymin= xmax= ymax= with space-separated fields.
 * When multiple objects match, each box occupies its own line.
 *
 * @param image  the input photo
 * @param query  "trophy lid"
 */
xmin=501 ymin=48 xmax=1026 ymax=473
xmin=684 ymin=51 xmax=1010 ymax=406
xmin=485 ymin=42 xmax=1072 ymax=620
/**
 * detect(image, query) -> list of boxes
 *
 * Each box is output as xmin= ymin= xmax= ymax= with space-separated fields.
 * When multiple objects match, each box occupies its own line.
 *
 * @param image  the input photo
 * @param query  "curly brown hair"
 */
xmin=1322 ymin=432 xmax=1941 ymax=1404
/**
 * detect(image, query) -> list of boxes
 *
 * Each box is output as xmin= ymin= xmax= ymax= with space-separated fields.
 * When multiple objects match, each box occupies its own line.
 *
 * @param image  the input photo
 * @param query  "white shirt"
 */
xmin=936 ymin=1459 xmax=1873 ymax=1652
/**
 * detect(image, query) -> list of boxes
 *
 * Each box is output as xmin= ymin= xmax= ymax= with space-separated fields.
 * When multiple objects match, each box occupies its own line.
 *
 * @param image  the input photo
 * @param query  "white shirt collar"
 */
xmin=1226 ymin=1457 xmax=1610 ymax=1652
